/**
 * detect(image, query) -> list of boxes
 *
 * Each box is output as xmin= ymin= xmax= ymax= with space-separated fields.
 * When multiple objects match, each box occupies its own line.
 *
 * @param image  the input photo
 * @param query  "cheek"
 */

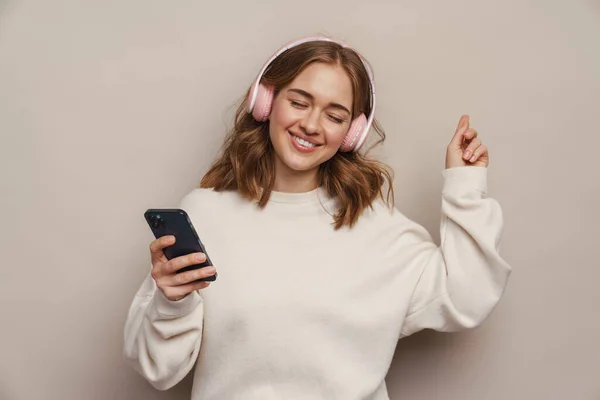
xmin=269 ymin=100 xmax=293 ymax=128
xmin=268 ymin=103 xmax=285 ymax=143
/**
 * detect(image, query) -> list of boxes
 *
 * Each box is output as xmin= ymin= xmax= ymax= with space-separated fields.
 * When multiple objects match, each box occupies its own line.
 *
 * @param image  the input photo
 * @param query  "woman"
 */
xmin=123 ymin=36 xmax=511 ymax=399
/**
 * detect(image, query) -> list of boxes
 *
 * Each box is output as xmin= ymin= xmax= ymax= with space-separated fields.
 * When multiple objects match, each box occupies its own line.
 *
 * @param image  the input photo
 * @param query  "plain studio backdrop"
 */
xmin=1 ymin=0 xmax=599 ymax=399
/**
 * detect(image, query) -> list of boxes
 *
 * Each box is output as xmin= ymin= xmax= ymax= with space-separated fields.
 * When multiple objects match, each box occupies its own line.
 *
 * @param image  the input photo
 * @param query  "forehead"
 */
xmin=288 ymin=63 xmax=353 ymax=109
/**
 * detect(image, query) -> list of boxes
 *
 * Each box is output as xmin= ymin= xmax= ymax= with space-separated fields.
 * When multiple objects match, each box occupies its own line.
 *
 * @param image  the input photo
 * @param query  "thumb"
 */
xmin=449 ymin=115 xmax=470 ymax=148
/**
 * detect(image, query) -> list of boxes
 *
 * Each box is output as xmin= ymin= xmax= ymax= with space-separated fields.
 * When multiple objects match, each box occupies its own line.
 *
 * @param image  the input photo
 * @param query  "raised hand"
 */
xmin=445 ymin=115 xmax=489 ymax=169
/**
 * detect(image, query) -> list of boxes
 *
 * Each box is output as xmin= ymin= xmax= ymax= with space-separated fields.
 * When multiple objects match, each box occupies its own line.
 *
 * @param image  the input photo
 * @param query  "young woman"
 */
xmin=124 ymin=36 xmax=511 ymax=399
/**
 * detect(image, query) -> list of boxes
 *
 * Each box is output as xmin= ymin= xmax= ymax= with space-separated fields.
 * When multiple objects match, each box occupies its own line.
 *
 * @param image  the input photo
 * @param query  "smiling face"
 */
xmin=268 ymin=62 xmax=354 ymax=192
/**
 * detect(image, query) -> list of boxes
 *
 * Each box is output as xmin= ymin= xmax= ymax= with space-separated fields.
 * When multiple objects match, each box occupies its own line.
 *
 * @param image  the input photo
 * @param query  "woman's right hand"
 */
xmin=149 ymin=235 xmax=216 ymax=301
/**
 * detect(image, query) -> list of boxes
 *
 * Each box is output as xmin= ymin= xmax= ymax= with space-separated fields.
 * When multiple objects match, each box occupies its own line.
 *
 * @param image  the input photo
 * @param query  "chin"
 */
xmin=278 ymin=152 xmax=321 ymax=172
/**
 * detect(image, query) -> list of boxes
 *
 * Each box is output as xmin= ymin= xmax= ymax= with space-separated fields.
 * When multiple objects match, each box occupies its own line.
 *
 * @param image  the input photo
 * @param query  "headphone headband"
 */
xmin=248 ymin=36 xmax=376 ymax=151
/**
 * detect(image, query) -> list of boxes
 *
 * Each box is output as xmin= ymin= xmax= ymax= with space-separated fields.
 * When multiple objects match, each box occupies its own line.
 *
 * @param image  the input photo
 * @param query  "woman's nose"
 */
xmin=299 ymin=109 xmax=320 ymax=135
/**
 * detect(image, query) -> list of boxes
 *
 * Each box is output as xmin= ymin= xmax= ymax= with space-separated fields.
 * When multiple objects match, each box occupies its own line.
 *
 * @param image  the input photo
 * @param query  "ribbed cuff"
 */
xmin=152 ymin=288 xmax=202 ymax=318
xmin=441 ymin=166 xmax=488 ymax=195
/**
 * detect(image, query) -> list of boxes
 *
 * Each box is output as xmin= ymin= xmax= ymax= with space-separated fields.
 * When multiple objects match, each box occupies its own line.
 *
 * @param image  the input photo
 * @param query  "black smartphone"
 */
xmin=144 ymin=208 xmax=216 ymax=282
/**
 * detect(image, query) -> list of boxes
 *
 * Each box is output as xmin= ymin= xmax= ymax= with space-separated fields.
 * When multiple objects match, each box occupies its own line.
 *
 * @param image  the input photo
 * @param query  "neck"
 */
xmin=273 ymin=156 xmax=319 ymax=193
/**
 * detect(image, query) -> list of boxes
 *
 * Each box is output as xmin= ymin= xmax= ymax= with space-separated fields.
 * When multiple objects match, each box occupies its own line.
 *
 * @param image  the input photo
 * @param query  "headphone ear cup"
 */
xmin=251 ymin=83 xmax=275 ymax=121
xmin=340 ymin=113 xmax=367 ymax=152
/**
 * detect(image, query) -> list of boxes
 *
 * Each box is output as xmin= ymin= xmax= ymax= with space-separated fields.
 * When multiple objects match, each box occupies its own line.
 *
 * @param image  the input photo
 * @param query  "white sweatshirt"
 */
xmin=123 ymin=166 xmax=511 ymax=399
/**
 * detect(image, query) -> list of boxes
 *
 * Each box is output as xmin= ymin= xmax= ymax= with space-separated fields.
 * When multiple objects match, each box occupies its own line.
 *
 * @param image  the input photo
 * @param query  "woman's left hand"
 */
xmin=445 ymin=115 xmax=489 ymax=169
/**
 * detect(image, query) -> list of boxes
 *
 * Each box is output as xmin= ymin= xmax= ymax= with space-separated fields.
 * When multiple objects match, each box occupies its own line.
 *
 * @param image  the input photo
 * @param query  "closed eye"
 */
xmin=290 ymin=99 xmax=345 ymax=124
xmin=329 ymin=115 xmax=344 ymax=124
xmin=290 ymin=100 xmax=307 ymax=108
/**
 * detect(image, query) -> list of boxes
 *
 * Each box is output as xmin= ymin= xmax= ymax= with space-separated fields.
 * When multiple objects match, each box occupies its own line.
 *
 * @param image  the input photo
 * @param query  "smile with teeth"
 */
xmin=290 ymin=132 xmax=319 ymax=148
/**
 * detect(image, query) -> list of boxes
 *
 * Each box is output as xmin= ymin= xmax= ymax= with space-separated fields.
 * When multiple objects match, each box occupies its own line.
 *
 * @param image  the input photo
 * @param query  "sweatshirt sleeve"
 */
xmin=123 ymin=272 xmax=204 ymax=390
xmin=123 ymin=190 xmax=205 ymax=390
xmin=399 ymin=166 xmax=512 ymax=338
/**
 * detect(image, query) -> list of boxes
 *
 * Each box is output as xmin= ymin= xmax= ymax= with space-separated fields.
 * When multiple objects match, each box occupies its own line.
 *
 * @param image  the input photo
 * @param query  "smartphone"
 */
xmin=144 ymin=208 xmax=216 ymax=282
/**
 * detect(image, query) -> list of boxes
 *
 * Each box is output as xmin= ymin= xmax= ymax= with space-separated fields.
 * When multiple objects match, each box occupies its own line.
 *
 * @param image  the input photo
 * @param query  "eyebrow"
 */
xmin=287 ymin=88 xmax=351 ymax=115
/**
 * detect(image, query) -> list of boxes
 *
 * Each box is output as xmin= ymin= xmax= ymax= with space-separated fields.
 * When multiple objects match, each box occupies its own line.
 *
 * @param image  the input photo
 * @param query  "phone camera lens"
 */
xmin=147 ymin=215 xmax=163 ymax=229
xmin=151 ymin=215 xmax=163 ymax=229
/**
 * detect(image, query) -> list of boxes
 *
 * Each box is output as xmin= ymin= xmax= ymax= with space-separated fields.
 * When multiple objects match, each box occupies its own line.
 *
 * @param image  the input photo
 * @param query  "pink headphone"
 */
xmin=246 ymin=36 xmax=377 ymax=153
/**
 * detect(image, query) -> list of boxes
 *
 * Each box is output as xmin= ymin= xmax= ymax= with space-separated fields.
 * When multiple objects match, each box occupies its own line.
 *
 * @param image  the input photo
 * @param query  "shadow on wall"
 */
xmin=387 ymin=329 xmax=492 ymax=396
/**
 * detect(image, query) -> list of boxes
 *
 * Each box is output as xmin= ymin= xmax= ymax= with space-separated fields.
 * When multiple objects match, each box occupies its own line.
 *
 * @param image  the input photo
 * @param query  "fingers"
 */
xmin=149 ymin=237 xmax=217 ymax=301
xmin=153 ymin=259 xmax=216 ymax=301
xmin=469 ymin=144 xmax=488 ymax=164
xmin=169 ymin=265 xmax=217 ymax=287
xmin=163 ymin=280 xmax=212 ymax=302
xmin=456 ymin=115 xmax=470 ymax=133
xmin=462 ymin=129 xmax=480 ymax=160
xmin=463 ymin=127 xmax=478 ymax=142
xmin=152 ymin=250 xmax=216 ymax=286
xmin=166 ymin=252 xmax=207 ymax=274
xmin=149 ymin=235 xmax=175 ymax=263
xmin=463 ymin=138 xmax=482 ymax=162
xmin=152 ymin=251 xmax=206 ymax=279
xmin=160 ymin=267 xmax=216 ymax=301
xmin=450 ymin=115 xmax=470 ymax=146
